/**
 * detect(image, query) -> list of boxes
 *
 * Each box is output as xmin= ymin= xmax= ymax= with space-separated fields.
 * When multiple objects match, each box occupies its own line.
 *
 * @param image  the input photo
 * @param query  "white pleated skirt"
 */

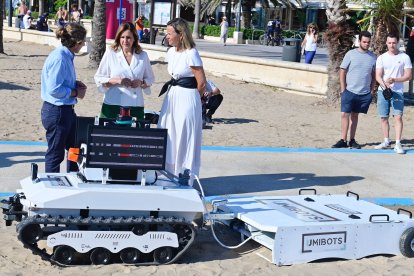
xmin=158 ymin=86 xmax=202 ymax=185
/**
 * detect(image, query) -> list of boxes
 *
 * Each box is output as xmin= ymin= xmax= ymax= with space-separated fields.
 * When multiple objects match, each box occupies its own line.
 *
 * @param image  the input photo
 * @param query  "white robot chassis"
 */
xmin=2 ymin=114 xmax=414 ymax=266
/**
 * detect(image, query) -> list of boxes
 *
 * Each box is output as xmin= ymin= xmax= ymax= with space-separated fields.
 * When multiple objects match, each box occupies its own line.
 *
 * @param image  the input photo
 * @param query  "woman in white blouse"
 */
xmin=158 ymin=18 xmax=206 ymax=186
xmin=94 ymin=22 xmax=155 ymax=119
xmin=301 ymin=23 xmax=319 ymax=64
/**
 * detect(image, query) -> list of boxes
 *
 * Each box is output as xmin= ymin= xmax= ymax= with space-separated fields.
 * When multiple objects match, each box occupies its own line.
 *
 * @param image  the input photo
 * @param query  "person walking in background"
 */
xmin=301 ymin=23 xmax=318 ymax=64
xmin=94 ymin=22 xmax=154 ymax=120
xmin=374 ymin=33 xmax=412 ymax=154
xmin=135 ymin=15 xmax=145 ymax=42
xmin=332 ymin=31 xmax=376 ymax=149
xmin=41 ymin=23 xmax=87 ymax=172
xmin=220 ymin=16 xmax=229 ymax=46
xmin=202 ymin=79 xmax=223 ymax=125
xmin=158 ymin=18 xmax=206 ymax=186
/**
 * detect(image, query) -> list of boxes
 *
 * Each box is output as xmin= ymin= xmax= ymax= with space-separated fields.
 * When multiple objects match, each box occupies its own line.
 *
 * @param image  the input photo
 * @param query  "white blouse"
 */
xmin=94 ymin=48 xmax=155 ymax=107
xmin=166 ymin=47 xmax=203 ymax=79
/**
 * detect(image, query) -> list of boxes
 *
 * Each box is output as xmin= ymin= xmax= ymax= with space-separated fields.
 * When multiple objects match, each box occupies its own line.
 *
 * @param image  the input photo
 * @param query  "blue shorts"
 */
xmin=377 ymin=89 xmax=404 ymax=117
xmin=341 ymin=89 xmax=372 ymax=114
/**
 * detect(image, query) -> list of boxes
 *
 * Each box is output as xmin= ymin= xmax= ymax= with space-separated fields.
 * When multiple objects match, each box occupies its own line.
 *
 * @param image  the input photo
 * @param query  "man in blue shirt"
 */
xmin=41 ymin=23 xmax=87 ymax=172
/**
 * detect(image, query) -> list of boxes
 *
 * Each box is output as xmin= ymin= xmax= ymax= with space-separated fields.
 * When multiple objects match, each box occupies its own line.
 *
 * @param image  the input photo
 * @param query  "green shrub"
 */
xmin=54 ymin=0 xmax=68 ymax=12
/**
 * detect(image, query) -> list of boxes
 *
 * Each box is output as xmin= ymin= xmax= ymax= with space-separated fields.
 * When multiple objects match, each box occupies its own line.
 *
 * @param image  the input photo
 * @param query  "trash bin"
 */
xmin=282 ymin=38 xmax=301 ymax=62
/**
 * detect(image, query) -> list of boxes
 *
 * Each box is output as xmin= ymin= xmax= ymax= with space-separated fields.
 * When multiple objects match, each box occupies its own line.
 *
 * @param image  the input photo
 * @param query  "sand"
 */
xmin=1 ymin=40 xmax=414 ymax=275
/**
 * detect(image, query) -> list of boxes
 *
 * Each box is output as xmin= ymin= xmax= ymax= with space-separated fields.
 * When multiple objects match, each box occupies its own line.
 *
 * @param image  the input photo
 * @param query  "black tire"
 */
xmin=21 ymin=224 xmax=42 ymax=244
xmin=90 ymin=247 xmax=111 ymax=265
xmin=400 ymin=227 xmax=414 ymax=257
xmin=54 ymin=245 xmax=75 ymax=265
xmin=120 ymin=247 xmax=140 ymax=264
xmin=153 ymin=247 xmax=174 ymax=264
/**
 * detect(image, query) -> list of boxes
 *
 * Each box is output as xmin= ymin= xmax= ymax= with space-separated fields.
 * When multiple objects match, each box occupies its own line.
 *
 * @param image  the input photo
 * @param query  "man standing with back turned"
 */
xmin=332 ymin=31 xmax=376 ymax=149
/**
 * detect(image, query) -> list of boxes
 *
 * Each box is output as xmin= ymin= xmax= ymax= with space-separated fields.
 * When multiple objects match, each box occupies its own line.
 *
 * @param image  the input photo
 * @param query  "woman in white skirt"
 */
xmin=158 ymin=18 xmax=206 ymax=186
xmin=220 ymin=16 xmax=229 ymax=46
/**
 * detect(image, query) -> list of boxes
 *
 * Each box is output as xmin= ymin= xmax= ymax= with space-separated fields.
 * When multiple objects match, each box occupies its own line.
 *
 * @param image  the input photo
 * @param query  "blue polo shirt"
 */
xmin=41 ymin=46 xmax=77 ymax=106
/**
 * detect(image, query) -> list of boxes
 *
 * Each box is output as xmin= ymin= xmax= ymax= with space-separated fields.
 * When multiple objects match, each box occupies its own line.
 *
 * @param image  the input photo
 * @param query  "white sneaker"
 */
xmin=374 ymin=141 xmax=390 ymax=149
xmin=394 ymin=143 xmax=405 ymax=154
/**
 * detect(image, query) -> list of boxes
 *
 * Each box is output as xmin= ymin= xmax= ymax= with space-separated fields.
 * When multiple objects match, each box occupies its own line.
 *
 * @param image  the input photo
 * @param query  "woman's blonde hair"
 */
xmin=307 ymin=23 xmax=319 ymax=34
xmin=111 ymin=22 xmax=142 ymax=54
xmin=55 ymin=23 xmax=86 ymax=48
xmin=167 ymin=18 xmax=195 ymax=50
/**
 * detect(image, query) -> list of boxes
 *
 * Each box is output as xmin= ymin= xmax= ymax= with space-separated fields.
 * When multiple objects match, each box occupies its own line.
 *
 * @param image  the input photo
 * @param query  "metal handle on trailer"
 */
xmin=369 ymin=214 xmax=390 ymax=222
xmin=397 ymin=208 xmax=413 ymax=218
xmin=346 ymin=191 xmax=360 ymax=200
xmin=299 ymin=188 xmax=317 ymax=195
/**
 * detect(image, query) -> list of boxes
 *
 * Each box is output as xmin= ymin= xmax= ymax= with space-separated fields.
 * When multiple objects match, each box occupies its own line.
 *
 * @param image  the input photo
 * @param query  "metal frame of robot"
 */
xmin=208 ymin=189 xmax=414 ymax=266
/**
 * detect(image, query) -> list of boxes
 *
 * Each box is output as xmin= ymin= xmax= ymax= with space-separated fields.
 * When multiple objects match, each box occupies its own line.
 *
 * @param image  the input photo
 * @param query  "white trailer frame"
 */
xmin=213 ymin=191 xmax=414 ymax=266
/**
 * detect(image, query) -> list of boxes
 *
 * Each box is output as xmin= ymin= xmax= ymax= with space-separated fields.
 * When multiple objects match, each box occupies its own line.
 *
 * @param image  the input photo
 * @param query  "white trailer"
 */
xmin=211 ymin=190 xmax=414 ymax=265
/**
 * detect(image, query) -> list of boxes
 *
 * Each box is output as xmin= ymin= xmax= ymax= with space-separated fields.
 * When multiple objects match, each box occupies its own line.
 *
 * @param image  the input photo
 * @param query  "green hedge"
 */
xmin=200 ymin=25 xmax=308 ymax=40
xmin=201 ymin=25 xmax=264 ymax=40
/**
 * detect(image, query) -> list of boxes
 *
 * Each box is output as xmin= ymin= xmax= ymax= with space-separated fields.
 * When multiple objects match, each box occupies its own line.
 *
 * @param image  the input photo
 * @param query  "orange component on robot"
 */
xmin=68 ymin=148 xmax=80 ymax=162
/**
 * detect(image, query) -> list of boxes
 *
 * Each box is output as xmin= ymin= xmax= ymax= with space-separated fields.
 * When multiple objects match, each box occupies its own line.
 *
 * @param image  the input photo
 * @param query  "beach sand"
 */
xmin=1 ymin=40 xmax=414 ymax=275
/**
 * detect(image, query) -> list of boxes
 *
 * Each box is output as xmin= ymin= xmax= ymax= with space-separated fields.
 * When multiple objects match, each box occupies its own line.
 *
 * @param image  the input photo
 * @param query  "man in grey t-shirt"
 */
xmin=332 ymin=31 xmax=376 ymax=149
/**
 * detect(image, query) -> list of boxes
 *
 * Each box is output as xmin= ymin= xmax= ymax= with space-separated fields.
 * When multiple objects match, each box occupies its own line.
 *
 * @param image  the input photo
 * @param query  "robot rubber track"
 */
xmin=16 ymin=215 xmax=196 ymax=266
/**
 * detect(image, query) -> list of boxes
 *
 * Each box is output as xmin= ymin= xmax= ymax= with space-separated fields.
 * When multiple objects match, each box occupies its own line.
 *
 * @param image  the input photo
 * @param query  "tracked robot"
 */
xmin=2 ymin=108 xmax=414 ymax=266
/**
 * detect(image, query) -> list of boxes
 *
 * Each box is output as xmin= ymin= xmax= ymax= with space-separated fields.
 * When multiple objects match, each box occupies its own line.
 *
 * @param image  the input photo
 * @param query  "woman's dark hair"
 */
xmin=167 ymin=18 xmax=195 ymax=50
xmin=56 ymin=23 xmax=86 ymax=48
xmin=111 ymin=22 xmax=142 ymax=54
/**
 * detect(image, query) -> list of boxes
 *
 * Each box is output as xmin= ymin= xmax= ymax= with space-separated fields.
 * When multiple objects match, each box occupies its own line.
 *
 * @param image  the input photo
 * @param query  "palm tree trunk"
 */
xmin=192 ymin=0 xmax=200 ymax=39
xmin=324 ymin=0 xmax=354 ymax=105
xmin=88 ymin=0 xmax=106 ymax=68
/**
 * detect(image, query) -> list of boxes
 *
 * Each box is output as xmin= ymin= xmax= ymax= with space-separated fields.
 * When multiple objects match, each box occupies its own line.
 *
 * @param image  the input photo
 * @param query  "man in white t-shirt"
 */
xmin=22 ymin=10 xmax=35 ymax=29
xmin=375 ymin=33 xmax=412 ymax=154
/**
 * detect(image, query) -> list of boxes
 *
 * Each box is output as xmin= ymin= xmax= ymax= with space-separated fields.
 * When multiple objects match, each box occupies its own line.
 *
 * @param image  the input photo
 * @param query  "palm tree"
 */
xmin=0 ymin=0 xmax=4 ymax=54
xmin=192 ymin=0 xmax=201 ymax=38
xmin=324 ymin=0 xmax=354 ymax=104
xmin=356 ymin=0 xmax=405 ymax=56
xmin=88 ymin=0 xmax=106 ymax=68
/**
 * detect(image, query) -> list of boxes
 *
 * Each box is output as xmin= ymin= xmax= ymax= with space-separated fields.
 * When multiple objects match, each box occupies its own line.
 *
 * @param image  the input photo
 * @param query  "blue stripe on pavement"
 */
xmin=0 ymin=141 xmax=47 ymax=146
xmin=201 ymin=146 xmax=412 ymax=154
xmin=0 ymin=192 xmax=15 ymax=197
xmin=0 ymin=141 xmax=412 ymax=154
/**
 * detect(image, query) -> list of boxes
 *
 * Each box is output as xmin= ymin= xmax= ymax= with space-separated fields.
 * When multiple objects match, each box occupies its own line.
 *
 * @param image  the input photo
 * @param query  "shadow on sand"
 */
xmin=0 ymin=151 xmax=44 ymax=169
xmin=200 ymin=173 xmax=364 ymax=196
xmin=0 ymin=81 xmax=31 ymax=91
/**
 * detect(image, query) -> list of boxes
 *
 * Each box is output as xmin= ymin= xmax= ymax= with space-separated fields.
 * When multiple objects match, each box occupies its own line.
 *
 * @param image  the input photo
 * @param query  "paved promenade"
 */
xmin=153 ymin=35 xmax=329 ymax=66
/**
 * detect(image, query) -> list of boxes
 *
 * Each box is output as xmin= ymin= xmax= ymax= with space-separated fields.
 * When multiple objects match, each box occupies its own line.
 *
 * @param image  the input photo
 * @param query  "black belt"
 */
xmin=44 ymin=101 xmax=75 ymax=109
xmin=159 ymin=77 xmax=198 ymax=97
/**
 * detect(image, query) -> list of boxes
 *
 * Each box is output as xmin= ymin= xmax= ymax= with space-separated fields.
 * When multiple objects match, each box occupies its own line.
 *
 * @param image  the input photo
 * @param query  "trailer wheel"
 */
xmin=54 ymin=245 xmax=75 ymax=265
xmin=120 ymin=247 xmax=140 ymax=264
xmin=21 ymin=224 xmax=42 ymax=244
xmin=400 ymin=227 xmax=414 ymax=257
xmin=153 ymin=247 xmax=174 ymax=264
xmin=90 ymin=247 xmax=111 ymax=265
